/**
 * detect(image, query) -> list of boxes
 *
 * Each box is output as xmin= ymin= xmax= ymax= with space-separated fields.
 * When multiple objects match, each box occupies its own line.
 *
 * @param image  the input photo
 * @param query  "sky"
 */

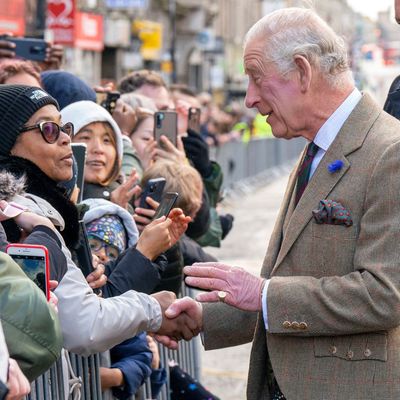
xmin=347 ymin=0 xmax=393 ymax=20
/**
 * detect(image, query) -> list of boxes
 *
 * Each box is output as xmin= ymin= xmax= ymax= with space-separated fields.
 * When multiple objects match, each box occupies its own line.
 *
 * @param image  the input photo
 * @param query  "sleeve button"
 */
xmin=291 ymin=321 xmax=300 ymax=330
xmin=364 ymin=349 xmax=372 ymax=357
xmin=330 ymin=346 xmax=337 ymax=354
xmin=282 ymin=321 xmax=291 ymax=329
xmin=299 ymin=322 xmax=308 ymax=330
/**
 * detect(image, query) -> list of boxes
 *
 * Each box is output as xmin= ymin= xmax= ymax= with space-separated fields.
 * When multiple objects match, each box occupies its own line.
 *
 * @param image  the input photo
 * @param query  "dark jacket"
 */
xmin=110 ymin=333 xmax=152 ymax=400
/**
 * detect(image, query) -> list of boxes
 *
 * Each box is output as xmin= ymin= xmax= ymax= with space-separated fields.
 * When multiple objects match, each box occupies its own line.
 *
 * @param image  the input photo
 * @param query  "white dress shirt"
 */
xmin=262 ymin=88 xmax=362 ymax=330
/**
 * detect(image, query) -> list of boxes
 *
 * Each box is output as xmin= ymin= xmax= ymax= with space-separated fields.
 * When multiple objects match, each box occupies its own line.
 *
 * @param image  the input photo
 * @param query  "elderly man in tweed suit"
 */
xmin=162 ymin=7 xmax=400 ymax=400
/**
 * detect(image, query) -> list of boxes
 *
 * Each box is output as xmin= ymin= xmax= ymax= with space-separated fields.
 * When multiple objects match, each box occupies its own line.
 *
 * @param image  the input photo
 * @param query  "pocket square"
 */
xmin=312 ymin=199 xmax=353 ymax=227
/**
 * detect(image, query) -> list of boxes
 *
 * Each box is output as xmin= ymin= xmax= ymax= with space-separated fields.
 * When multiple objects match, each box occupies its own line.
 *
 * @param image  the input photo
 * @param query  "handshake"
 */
xmin=151 ymin=291 xmax=203 ymax=349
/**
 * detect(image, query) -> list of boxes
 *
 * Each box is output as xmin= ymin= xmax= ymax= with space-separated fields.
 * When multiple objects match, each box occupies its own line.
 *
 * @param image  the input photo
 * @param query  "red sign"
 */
xmin=0 ymin=0 xmax=25 ymax=36
xmin=47 ymin=0 xmax=75 ymax=45
xmin=74 ymin=12 xmax=104 ymax=52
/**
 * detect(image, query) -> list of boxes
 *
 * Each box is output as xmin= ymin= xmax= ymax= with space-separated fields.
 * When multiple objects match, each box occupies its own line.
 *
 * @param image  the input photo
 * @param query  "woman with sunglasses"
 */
xmin=0 ymin=85 xmax=195 ymax=359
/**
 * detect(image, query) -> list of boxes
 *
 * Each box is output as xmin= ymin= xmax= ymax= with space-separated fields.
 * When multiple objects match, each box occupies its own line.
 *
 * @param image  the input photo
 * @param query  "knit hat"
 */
xmin=41 ymin=70 xmax=96 ymax=110
xmin=0 ymin=85 xmax=59 ymax=156
xmin=60 ymin=101 xmax=123 ymax=163
xmin=86 ymin=214 xmax=127 ymax=254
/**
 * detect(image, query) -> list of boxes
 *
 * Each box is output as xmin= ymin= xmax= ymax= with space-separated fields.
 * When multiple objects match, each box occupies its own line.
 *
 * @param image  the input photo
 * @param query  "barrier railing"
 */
xmin=210 ymin=137 xmax=306 ymax=189
xmin=28 ymin=285 xmax=200 ymax=400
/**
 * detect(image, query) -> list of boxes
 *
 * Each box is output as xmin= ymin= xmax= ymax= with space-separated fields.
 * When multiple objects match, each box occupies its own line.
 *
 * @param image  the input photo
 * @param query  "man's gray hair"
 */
xmin=244 ymin=8 xmax=353 ymax=87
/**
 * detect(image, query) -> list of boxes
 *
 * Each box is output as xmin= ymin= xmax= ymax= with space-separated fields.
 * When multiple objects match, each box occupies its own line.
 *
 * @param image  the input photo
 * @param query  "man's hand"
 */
xmin=155 ymin=136 xmax=187 ymax=164
xmin=184 ymin=262 xmax=266 ymax=312
xmin=6 ymin=359 xmax=30 ymax=400
xmin=152 ymin=292 xmax=201 ymax=345
xmin=182 ymin=129 xmax=213 ymax=178
xmin=153 ymin=297 xmax=203 ymax=349
xmin=112 ymin=99 xmax=138 ymax=135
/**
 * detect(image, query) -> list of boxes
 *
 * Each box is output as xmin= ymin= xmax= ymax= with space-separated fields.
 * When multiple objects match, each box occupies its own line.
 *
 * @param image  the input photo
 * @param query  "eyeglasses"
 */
xmin=19 ymin=121 xmax=74 ymax=144
xmin=88 ymin=237 xmax=120 ymax=261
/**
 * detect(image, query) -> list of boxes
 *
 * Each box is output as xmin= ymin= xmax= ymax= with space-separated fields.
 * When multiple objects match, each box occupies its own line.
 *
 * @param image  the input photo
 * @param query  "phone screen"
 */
xmin=153 ymin=192 xmax=178 ymax=220
xmin=10 ymin=254 xmax=47 ymax=295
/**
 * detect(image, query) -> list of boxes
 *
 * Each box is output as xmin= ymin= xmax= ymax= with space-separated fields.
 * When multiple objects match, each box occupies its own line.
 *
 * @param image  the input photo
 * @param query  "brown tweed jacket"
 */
xmin=203 ymin=93 xmax=400 ymax=399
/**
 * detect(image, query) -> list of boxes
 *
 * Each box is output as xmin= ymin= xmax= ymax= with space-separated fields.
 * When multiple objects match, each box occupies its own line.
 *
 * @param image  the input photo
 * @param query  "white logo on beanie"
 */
xmin=29 ymin=89 xmax=48 ymax=102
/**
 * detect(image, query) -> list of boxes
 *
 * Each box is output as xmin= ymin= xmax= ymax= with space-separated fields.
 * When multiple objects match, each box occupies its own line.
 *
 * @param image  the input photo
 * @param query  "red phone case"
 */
xmin=6 ymin=243 xmax=50 ymax=301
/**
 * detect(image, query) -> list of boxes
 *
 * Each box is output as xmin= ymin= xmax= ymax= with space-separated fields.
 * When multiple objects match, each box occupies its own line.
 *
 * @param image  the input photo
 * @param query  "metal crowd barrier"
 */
xmin=210 ymin=137 xmax=306 ymax=188
xmin=27 ymin=285 xmax=200 ymax=400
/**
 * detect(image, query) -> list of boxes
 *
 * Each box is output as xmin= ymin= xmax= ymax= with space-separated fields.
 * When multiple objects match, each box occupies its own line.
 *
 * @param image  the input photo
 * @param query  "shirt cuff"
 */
xmin=262 ymin=279 xmax=270 ymax=331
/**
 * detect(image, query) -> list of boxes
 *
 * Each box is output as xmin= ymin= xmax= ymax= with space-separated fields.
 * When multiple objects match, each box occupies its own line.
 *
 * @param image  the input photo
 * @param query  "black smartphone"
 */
xmin=154 ymin=111 xmax=178 ymax=146
xmin=95 ymin=91 xmax=120 ymax=114
xmin=71 ymin=143 xmax=87 ymax=204
xmin=152 ymin=192 xmax=179 ymax=220
xmin=188 ymin=107 xmax=201 ymax=132
xmin=139 ymin=177 xmax=166 ymax=209
xmin=3 ymin=37 xmax=47 ymax=61
xmin=103 ymin=91 xmax=120 ymax=114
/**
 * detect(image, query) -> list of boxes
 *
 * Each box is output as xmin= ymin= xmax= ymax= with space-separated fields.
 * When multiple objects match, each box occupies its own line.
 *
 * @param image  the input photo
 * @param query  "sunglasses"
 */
xmin=19 ymin=121 xmax=74 ymax=144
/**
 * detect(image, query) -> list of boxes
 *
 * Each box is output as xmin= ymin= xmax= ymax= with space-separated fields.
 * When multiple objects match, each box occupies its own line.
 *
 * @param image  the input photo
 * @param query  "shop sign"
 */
xmin=47 ymin=0 xmax=75 ymax=45
xmin=0 ymin=0 xmax=25 ymax=36
xmin=74 ymin=12 xmax=104 ymax=51
xmin=132 ymin=20 xmax=162 ymax=60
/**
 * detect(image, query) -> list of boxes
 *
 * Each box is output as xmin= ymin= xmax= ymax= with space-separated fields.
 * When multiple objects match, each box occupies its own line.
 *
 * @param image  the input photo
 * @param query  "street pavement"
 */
xmin=197 ymin=173 xmax=289 ymax=399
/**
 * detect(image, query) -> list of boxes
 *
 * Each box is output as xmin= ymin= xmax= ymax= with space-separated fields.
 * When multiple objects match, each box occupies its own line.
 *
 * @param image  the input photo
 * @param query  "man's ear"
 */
xmin=293 ymin=55 xmax=312 ymax=92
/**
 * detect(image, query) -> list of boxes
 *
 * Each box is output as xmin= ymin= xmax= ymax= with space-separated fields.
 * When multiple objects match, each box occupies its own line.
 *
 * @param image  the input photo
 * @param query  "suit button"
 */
xmin=330 ymin=346 xmax=337 ymax=355
xmin=299 ymin=322 xmax=308 ymax=330
xmin=346 ymin=350 xmax=354 ymax=359
xmin=291 ymin=321 xmax=300 ymax=330
xmin=364 ymin=349 xmax=372 ymax=357
xmin=282 ymin=321 xmax=291 ymax=329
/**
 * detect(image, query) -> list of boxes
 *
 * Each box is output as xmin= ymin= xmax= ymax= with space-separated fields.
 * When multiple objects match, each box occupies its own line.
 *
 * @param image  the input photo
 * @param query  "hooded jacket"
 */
xmin=0 ymin=155 xmax=162 ymax=356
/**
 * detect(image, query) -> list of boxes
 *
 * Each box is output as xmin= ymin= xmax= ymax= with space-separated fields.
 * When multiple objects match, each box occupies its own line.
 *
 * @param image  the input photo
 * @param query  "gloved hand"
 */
xmin=183 ymin=262 xmax=266 ymax=312
xmin=182 ymin=129 xmax=213 ymax=178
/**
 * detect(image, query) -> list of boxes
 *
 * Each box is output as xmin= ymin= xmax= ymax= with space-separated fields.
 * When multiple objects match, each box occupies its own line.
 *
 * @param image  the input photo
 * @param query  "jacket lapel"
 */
xmin=261 ymin=153 xmax=304 ymax=278
xmin=271 ymin=93 xmax=381 ymax=276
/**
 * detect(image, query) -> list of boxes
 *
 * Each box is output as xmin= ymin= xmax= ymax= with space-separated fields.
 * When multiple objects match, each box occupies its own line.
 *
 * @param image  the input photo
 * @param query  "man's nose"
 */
xmin=244 ymin=84 xmax=259 ymax=109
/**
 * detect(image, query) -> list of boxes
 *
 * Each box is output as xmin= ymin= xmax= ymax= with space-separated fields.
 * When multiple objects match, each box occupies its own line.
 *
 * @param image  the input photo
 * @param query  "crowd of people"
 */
xmin=0 ymin=37 xmax=234 ymax=400
xmin=4 ymin=3 xmax=400 ymax=400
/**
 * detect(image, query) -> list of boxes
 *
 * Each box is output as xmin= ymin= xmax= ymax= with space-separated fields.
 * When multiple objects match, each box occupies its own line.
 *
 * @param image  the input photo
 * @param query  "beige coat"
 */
xmin=203 ymin=93 xmax=400 ymax=399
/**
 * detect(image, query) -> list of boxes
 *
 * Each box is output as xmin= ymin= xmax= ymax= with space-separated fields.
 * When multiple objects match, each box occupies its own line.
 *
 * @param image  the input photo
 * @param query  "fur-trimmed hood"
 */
xmin=0 ymin=155 xmax=80 ymax=249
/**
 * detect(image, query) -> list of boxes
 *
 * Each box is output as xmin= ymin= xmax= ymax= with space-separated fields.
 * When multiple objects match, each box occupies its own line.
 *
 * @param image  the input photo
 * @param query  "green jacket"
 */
xmin=0 ymin=253 xmax=63 ymax=381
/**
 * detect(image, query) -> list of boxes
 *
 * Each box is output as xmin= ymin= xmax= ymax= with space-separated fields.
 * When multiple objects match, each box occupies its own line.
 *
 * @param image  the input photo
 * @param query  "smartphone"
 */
xmin=154 ymin=111 xmax=178 ymax=146
xmin=95 ymin=91 xmax=120 ymax=114
xmin=103 ymin=91 xmax=120 ymax=114
xmin=3 ymin=37 xmax=47 ymax=61
xmin=139 ymin=177 xmax=166 ymax=209
xmin=71 ymin=143 xmax=87 ymax=204
xmin=152 ymin=192 xmax=179 ymax=220
xmin=188 ymin=107 xmax=201 ymax=132
xmin=6 ymin=244 xmax=50 ymax=300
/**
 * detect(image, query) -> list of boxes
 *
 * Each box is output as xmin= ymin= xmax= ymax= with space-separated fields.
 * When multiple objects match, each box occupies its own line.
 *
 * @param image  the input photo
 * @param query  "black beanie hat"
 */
xmin=0 ymin=84 xmax=60 ymax=156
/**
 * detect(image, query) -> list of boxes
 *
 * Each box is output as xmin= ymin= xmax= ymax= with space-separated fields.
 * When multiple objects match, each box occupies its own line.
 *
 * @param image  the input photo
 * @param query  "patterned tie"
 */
xmin=294 ymin=141 xmax=319 ymax=206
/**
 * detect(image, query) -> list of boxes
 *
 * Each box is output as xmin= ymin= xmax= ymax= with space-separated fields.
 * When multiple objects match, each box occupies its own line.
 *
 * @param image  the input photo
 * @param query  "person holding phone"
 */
xmin=0 ymin=84 xmax=200 ymax=360
xmin=61 ymin=100 xmax=140 ymax=211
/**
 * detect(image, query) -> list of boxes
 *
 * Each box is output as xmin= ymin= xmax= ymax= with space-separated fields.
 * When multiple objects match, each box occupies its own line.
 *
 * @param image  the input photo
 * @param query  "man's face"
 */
xmin=396 ymin=0 xmax=400 ymax=23
xmin=244 ymin=38 xmax=306 ymax=140
xmin=136 ymin=84 xmax=173 ymax=111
